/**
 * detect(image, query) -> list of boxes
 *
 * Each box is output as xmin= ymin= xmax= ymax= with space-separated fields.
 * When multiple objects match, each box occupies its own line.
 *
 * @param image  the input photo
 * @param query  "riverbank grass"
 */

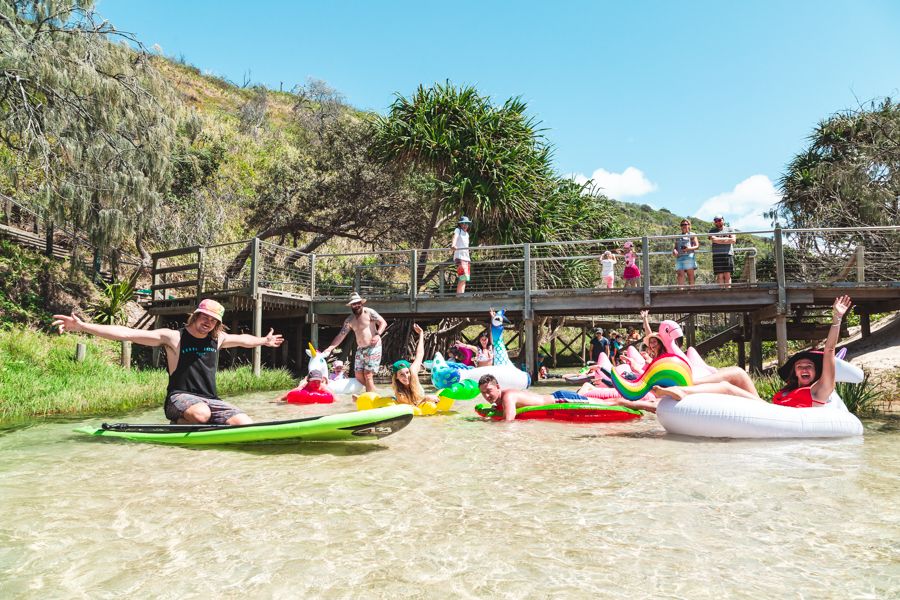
xmin=0 ymin=327 xmax=295 ymax=424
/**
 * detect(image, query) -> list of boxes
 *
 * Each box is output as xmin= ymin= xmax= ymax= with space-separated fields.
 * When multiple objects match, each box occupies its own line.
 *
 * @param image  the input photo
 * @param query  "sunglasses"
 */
xmin=681 ymin=222 xmax=690 ymax=226
xmin=714 ymin=218 xmax=723 ymax=222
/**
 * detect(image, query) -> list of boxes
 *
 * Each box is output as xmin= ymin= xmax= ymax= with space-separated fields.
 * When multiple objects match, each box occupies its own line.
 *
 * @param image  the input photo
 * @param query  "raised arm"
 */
xmin=811 ymin=295 xmax=852 ymax=404
xmin=640 ymin=310 xmax=652 ymax=338
xmin=52 ymin=312 xmax=178 ymax=348
xmin=220 ymin=328 xmax=284 ymax=350
xmin=409 ymin=324 xmax=425 ymax=375
xmin=323 ymin=317 xmax=352 ymax=355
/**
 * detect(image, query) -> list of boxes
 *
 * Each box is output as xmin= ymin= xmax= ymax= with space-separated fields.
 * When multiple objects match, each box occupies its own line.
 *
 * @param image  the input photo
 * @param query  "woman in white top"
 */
xmin=451 ymin=216 xmax=472 ymax=295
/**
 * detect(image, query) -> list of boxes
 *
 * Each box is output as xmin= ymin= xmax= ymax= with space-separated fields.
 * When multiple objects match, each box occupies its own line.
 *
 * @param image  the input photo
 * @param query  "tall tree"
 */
xmin=772 ymin=98 xmax=900 ymax=228
xmin=371 ymin=82 xmax=556 ymax=251
xmin=0 ymin=0 xmax=178 ymax=262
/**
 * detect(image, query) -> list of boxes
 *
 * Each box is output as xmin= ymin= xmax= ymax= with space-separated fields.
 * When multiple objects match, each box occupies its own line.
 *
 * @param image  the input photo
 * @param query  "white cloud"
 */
xmin=570 ymin=166 xmax=658 ymax=199
xmin=693 ymin=175 xmax=781 ymax=231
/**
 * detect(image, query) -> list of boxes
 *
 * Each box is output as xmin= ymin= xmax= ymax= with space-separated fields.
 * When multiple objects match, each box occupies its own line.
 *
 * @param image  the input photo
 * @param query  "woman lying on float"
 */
xmin=652 ymin=295 xmax=852 ymax=407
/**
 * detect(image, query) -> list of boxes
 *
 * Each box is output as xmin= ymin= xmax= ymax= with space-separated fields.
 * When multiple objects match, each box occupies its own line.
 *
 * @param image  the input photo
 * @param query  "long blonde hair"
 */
xmin=392 ymin=374 xmax=425 ymax=406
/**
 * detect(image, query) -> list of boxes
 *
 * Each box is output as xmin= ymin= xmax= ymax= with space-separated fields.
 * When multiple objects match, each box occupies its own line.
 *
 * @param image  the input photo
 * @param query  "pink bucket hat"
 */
xmin=194 ymin=298 xmax=225 ymax=322
xmin=623 ymin=241 xmax=634 ymax=249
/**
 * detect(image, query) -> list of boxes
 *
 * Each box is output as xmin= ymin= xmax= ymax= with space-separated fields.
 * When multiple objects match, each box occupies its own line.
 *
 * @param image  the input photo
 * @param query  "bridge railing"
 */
xmin=417 ymin=244 xmax=526 ymax=297
xmin=148 ymin=226 xmax=900 ymax=305
xmin=780 ymin=227 xmax=900 ymax=285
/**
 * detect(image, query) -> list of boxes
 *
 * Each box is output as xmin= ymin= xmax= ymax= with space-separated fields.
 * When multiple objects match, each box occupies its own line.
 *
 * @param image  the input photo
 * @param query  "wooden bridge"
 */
xmin=142 ymin=226 xmax=900 ymax=377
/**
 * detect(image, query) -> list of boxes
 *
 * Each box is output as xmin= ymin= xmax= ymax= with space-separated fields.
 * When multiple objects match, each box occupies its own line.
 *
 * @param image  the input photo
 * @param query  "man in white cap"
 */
xmin=708 ymin=214 xmax=736 ymax=287
xmin=322 ymin=292 xmax=387 ymax=393
xmin=452 ymin=215 xmax=472 ymax=295
xmin=52 ymin=299 xmax=284 ymax=424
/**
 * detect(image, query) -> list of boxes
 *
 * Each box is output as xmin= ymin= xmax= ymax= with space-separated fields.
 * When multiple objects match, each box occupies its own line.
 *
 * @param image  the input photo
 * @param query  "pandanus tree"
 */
xmin=771 ymin=98 xmax=900 ymax=229
xmin=0 ymin=0 xmax=179 ymax=265
xmin=371 ymin=82 xmax=555 ymax=252
xmin=770 ymin=99 xmax=900 ymax=278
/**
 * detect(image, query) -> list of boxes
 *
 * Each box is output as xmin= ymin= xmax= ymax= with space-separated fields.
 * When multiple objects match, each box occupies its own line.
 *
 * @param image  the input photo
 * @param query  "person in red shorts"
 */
xmin=652 ymin=295 xmax=852 ymax=407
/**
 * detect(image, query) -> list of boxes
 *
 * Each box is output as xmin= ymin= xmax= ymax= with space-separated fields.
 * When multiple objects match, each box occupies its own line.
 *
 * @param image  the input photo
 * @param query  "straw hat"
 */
xmin=346 ymin=292 xmax=367 ymax=306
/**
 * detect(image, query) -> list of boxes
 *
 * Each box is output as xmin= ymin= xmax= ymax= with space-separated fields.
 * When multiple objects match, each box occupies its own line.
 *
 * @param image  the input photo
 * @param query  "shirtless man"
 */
xmin=322 ymin=292 xmax=387 ymax=393
xmin=52 ymin=298 xmax=284 ymax=425
xmin=477 ymin=374 xmax=657 ymax=421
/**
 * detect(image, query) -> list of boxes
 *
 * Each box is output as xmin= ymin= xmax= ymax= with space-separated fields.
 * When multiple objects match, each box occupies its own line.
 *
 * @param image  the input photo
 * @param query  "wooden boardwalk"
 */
xmin=143 ymin=227 xmax=900 ymax=376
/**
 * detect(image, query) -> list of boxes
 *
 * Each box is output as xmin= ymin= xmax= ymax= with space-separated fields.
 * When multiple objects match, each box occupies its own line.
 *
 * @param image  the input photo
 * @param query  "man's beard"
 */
xmin=352 ymin=307 xmax=363 ymax=316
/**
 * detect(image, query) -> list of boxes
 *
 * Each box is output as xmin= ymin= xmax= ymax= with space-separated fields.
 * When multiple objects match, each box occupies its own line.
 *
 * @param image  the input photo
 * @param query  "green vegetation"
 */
xmin=0 ymin=240 xmax=96 ymax=326
xmin=0 ymin=327 xmax=295 ymax=425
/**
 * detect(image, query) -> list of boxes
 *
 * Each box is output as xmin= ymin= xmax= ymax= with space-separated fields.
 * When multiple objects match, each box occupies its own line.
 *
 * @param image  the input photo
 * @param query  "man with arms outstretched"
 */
xmin=322 ymin=292 xmax=387 ymax=393
xmin=53 ymin=298 xmax=283 ymax=425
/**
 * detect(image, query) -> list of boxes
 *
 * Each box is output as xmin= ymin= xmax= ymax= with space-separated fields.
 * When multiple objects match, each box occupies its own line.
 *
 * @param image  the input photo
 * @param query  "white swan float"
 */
xmin=655 ymin=356 xmax=865 ymax=438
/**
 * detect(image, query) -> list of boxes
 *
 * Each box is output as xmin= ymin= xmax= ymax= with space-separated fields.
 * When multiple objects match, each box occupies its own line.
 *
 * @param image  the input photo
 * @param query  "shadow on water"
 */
xmin=72 ymin=436 xmax=391 ymax=456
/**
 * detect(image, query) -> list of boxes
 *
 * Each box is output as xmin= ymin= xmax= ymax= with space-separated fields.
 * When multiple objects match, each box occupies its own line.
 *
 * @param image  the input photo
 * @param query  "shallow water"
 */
xmin=1 ymin=387 xmax=898 ymax=599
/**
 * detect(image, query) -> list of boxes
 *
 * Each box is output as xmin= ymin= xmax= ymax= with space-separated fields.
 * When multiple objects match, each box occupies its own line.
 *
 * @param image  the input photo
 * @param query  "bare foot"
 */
xmin=652 ymin=385 xmax=685 ymax=401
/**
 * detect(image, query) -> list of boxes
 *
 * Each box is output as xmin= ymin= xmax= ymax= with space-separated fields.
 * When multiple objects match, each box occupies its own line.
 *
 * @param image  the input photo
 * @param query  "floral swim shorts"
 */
xmin=354 ymin=344 xmax=383 ymax=373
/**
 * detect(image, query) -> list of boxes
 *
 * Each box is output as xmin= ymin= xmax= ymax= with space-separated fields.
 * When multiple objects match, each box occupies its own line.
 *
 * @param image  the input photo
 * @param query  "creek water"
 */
xmin=1 ymin=387 xmax=898 ymax=599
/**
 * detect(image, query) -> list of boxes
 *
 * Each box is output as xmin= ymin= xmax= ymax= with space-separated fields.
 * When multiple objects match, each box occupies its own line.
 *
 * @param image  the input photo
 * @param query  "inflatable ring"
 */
xmin=286 ymin=387 xmax=335 ymax=404
xmin=356 ymin=392 xmax=454 ymax=416
xmin=475 ymin=402 xmax=642 ymax=422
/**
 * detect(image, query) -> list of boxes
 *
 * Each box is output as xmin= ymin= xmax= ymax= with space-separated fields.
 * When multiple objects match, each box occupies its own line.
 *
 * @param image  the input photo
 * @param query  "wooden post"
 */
xmin=581 ymin=326 xmax=587 ymax=365
xmin=775 ymin=314 xmax=788 ymax=365
xmin=249 ymin=237 xmax=260 ymax=296
xmin=736 ymin=337 xmax=746 ymax=370
xmin=860 ymin=312 xmax=871 ymax=338
xmin=524 ymin=317 xmax=536 ymax=381
xmin=747 ymin=254 xmax=757 ymax=285
xmin=749 ymin=317 xmax=762 ymax=374
xmin=855 ymin=245 xmax=865 ymax=282
xmin=686 ymin=314 xmax=696 ymax=348
xmin=641 ymin=236 xmax=650 ymax=307
xmin=409 ymin=249 xmax=418 ymax=311
xmin=121 ymin=341 xmax=132 ymax=369
xmin=523 ymin=243 xmax=532 ymax=320
xmin=310 ymin=321 xmax=320 ymax=350
xmin=252 ymin=293 xmax=263 ymax=377
xmin=196 ymin=246 xmax=206 ymax=301
xmin=551 ymin=321 xmax=558 ymax=368
xmin=295 ymin=324 xmax=305 ymax=372
xmin=773 ymin=226 xmax=788 ymax=365
xmin=75 ymin=342 xmax=86 ymax=362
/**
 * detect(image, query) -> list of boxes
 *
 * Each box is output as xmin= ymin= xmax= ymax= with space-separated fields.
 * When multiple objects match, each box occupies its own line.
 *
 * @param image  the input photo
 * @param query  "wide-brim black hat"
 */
xmin=777 ymin=350 xmax=824 ymax=381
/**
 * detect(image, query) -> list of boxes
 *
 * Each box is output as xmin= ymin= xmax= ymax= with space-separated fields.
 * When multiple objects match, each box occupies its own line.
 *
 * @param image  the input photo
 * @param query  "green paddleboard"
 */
xmin=74 ymin=405 xmax=414 ymax=445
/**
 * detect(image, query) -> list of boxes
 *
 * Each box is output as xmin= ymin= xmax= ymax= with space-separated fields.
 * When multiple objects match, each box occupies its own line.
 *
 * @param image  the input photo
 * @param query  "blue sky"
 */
xmin=97 ymin=0 xmax=900 ymax=230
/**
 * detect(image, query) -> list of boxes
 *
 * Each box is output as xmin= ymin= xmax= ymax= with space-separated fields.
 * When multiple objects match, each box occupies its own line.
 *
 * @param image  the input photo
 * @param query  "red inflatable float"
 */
xmin=286 ymin=380 xmax=335 ymax=404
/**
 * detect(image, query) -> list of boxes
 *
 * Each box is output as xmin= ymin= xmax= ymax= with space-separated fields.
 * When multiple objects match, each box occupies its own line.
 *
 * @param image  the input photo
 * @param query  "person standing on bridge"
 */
xmin=322 ymin=292 xmax=387 ymax=393
xmin=673 ymin=218 xmax=700 ymax=286
xmin=52 ymin=299 xmax=284 ymax=425
xmin=452 ymin=216 xmax=472 ymax=296
xmin=709 ymin=214 xmax=736 ymax=287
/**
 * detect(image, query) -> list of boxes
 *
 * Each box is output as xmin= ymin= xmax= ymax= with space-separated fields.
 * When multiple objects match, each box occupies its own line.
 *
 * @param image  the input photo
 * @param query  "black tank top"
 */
xmin=166 ymin=328 xmax=219 ymax=400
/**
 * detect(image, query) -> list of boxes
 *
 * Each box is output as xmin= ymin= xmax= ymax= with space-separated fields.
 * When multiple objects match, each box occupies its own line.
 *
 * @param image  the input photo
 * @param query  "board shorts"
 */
xmin=551 ymin=390 xmax=588 ymax=403
xmin=712 ymin=253 xmax=734 ymax=274
xmin=355 ymin=343 xmax=383 ymax=373
xmin=455 ymin=259 xmax=471 ymax=282
xmin=164 ymin=393 xmax=244 ymax=424
xmin=623 ymin=265 xmax=641 ymax=280
xmin=675 ymin=254 xmax=697 ymax=271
